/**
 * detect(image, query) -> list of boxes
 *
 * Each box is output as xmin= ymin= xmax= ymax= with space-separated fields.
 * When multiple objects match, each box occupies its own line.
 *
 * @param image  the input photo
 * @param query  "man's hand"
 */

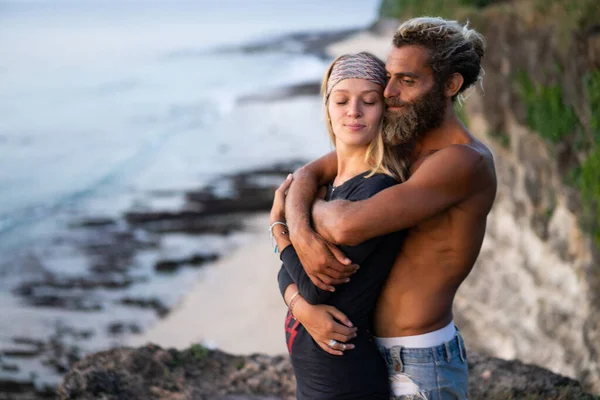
xmin=292 ymin=227 xmax=359 ymax=292
xmin=293 ymin=299 xmax=357 ymax=356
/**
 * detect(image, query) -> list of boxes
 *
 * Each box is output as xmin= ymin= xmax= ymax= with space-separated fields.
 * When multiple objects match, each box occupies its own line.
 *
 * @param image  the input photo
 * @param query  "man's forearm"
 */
xmin=286 ymin=167 xmax=319 ymax=237
xmin=286 ymin=152 xmax=338 ymax=238
xmin=312 ymin=199 xmax=348 ymax=244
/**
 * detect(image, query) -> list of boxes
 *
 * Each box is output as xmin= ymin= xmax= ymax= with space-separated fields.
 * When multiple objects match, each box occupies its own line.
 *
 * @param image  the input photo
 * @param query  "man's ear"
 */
xmin=445 ymin=73 xmax=464 ymax=98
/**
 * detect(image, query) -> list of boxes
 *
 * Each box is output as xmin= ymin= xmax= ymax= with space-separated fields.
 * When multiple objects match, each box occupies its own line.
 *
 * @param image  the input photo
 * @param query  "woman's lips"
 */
xmin=345 ymin=124 xmax=366 ymax=131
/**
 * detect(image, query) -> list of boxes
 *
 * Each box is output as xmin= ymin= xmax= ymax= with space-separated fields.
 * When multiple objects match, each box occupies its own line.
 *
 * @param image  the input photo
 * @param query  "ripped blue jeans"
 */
xmin=377 ymin=331 xmax=469 ymax=400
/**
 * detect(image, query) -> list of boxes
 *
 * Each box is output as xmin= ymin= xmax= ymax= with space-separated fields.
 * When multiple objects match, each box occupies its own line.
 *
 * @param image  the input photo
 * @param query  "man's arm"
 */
xmin=313 ymin=145 xmax=489 ymax=245
xmin=285 ymin=152 xmax=359 ymax=291
xmin=286 ymin=151 xmax=337 ymax=233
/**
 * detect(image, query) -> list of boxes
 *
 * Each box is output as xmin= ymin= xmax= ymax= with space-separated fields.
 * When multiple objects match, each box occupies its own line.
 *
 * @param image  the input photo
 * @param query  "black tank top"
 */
xmin=277 ymin=172 xmax=405 ymax=400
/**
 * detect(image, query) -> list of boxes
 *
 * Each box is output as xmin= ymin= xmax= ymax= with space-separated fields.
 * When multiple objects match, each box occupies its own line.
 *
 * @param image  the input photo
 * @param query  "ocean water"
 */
xmin=0 ymin=0 xmax=381 ymax=386
xmin=0 ymin=0 xmax=380 ymax=248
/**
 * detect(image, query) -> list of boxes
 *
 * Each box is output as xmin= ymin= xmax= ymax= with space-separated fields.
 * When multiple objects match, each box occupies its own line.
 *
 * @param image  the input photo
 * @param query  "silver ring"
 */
xmin=341 ymin=344 xmax=347 ymax=351
xmin=328 ymin=339 xmax=338 ymax=348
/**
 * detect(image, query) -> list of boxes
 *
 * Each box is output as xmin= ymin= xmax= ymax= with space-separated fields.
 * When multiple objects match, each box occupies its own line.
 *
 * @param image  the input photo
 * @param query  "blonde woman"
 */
xmin=270 ymin=52 xmax=406 ymax=399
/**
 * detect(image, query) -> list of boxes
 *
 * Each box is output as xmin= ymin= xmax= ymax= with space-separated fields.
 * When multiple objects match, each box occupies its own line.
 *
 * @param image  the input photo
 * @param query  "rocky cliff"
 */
xmin=378 ymin=0 xmax=600 ymax=393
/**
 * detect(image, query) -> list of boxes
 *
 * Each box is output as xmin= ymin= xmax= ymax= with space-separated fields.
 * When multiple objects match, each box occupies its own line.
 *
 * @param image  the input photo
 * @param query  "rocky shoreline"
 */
xmin=55 ymin=344 xmax=597 ymax=400
xmin=0 ymin=160 xmax=303 ymax=399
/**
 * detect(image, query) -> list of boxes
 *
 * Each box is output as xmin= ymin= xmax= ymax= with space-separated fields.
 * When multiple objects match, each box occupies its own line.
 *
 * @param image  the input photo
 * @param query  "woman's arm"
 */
xmin=274 ymin=220 xmax=387 ymax=304
xmin=277 ymin=264 xmax=295 ymax=300
xmin=272 ymin=176 xmax=332 ymax=304
xmin=273 ymin=221 xmax=332 ymax=304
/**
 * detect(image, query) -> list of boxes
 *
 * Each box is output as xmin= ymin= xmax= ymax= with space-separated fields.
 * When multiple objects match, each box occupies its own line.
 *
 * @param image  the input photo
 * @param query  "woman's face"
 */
xmin=327 ymin=78 xmax=384 ymax=148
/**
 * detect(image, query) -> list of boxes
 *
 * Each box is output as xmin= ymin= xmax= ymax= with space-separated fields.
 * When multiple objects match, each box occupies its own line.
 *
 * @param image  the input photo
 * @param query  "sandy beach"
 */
xmin=129 ymin=213 xmax=289 ymax=355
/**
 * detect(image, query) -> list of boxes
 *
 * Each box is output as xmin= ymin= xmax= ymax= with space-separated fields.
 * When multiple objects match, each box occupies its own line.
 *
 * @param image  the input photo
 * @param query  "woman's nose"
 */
xmin=347 ymin=101 xmax=361 ymax=117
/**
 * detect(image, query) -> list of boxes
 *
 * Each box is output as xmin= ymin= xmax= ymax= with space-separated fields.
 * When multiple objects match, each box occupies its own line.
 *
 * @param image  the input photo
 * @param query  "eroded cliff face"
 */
xmin=451 ymin=2 xmax=600 ymax=392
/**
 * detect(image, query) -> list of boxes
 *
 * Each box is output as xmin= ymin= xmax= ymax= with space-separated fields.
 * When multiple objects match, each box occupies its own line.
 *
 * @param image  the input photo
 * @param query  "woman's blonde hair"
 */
xmin=320 ymin=52 xmax=409 ymax=182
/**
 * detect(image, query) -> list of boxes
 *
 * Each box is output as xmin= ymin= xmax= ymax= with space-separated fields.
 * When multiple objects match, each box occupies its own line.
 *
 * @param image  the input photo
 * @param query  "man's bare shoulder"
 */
xmin=410 ymin=140 xmax=497 ymax=208
xmin=442 ymin=141 xmax=497 ymax=209
xmin=417 ymin=141 xmax=494 ymax=178
xmin=450 ymin=141 xmax=494 ymax=175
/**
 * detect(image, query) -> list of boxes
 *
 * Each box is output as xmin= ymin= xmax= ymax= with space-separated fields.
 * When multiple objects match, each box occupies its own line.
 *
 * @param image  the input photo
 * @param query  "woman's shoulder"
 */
xmin=346 ymin=172 xmax=398 ymax=201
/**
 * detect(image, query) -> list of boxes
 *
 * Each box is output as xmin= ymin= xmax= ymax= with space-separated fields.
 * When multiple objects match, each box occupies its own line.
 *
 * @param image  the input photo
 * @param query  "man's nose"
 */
xmin=384 ymin=80 xmax=399 ymax=99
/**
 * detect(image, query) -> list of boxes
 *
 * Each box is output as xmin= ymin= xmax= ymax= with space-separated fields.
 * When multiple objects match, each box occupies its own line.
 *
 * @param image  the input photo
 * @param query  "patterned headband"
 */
xmin=325 ymin=53 xmax=387 ymax=101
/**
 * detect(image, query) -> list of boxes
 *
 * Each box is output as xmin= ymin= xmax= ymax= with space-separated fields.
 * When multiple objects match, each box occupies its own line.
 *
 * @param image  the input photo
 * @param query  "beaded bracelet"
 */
xmin=288 ymin=292 xmax=303 ymax=317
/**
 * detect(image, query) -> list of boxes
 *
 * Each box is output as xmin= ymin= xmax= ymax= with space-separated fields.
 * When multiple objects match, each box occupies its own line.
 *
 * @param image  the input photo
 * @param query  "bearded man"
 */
xmin=276 ymin=17 xmax=497 ymax=399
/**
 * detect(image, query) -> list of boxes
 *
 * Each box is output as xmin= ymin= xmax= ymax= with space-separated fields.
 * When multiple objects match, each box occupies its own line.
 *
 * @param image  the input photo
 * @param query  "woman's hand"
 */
xmin=270 ymin=174 xmax=293 ymax=224
xmin=293 ymin=299 xmax=357 ymax=356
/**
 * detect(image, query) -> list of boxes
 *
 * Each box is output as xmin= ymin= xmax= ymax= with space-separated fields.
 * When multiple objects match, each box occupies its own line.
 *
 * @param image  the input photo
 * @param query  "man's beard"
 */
xmin=382 ymin=83 xmax=447 ymax=146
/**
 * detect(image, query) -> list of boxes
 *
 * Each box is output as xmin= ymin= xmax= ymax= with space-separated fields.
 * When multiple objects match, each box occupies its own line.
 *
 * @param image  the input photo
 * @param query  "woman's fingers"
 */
xmin=276 ymin=174 xmax=293 ymax=195
xmin=318 ymin=341 xmax=344 ymax=356
xmin=329 ymin=332 xmax=357 ymax=347
xmin=271 ymin=174 xmax=293 ymax=220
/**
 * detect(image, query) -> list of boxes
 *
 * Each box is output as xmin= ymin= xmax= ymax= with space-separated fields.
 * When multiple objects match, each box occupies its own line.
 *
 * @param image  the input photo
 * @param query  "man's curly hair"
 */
xmin=393 ymin=17 xmax=486 ymax=102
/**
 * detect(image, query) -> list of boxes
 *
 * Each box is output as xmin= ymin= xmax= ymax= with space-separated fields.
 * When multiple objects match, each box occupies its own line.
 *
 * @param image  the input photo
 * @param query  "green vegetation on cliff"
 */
xmin=580 ymin=72 xmax=600 ymax=243
xmin=515 ymin=70 xmax=580 ymax=144
xmin=379 ymin=0 xmax=493 ymax=19
xmin=586 ymin=71 xmax=600 ymax=143
xmin=580 ymin=145 xmax=600 ymax=243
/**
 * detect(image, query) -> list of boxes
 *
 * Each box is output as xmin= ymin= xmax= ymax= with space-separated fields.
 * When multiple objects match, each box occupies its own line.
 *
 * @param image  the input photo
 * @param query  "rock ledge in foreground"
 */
xmin=57 ymin=344 xmax=597 ymax=400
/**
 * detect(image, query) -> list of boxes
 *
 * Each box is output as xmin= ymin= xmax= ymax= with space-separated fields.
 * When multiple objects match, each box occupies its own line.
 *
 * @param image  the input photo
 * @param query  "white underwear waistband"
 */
xmin=374 ymin=321 xmax=456 ymax=349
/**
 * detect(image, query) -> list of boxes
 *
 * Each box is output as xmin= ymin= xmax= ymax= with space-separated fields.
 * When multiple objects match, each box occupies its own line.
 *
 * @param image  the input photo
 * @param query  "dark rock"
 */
xmin=0 ymin=379 xmax=55 ymax=399
xmin=155 ymin=253 xmax=219 ymax=273
xmin=1 ymin=364 xmax=19 ymax=372
xmin=1 ymin=348 xmax=41 ymax=358
xmin=188 ymin=253 xmax=219 ymax=265
xmin=57 ymin=344 xmax=295 ymax=400
xmin=467 ymin=352 xmax=596 ymax=399
xmin=12 ymin=338 xmax=45 ymax=348
xmin=107 ymin=323 xmax=142 ymax=336
xmin=124 ymin=211 xmax=243 ymax=235
xmin=154 ymin=260 xmax=180 ymax=273
xmin=216 ymin=28 xmax=360 ymax=59
xmin=71 ymin=217 xmax=117 ymax=228
xmin=120 ymin=297 xmax=170 ymax=318
xmin=107 ymin=323 xmax=126 ymax=336
xmin=16 ymin=293 xmax=102 ymax=312
xmin=56 ymin=344 xmax=596 ymax=400
xmin=17 ymin=276 xmax=136 ymax=293
xmin=125 ymin=161 xmax=304 ymax=235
